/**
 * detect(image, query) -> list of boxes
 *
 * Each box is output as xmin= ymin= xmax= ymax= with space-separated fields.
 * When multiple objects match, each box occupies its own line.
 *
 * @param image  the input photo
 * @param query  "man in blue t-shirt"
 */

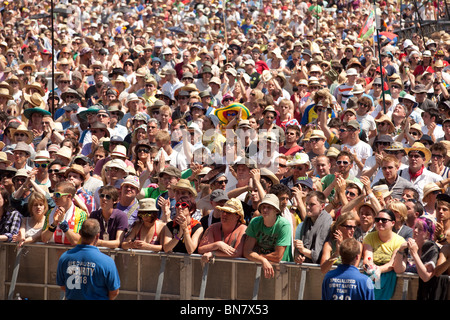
xmin=322 ymin=238 xmax=375 ymax=300
xmin=57 ymin=219 xmax=121 ymax=300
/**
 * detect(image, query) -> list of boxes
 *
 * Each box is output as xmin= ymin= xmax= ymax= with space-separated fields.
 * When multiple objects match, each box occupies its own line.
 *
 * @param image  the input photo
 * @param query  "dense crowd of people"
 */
xmin=0 ymin=0 xmax=450 ymax=300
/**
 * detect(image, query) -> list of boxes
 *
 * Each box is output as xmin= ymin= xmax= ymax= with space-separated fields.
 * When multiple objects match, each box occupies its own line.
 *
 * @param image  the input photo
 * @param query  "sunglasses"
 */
xmin=345 ymin=190 xmax=357 ymax=197
xmin=175 ymin=202 xmax=190 ymax=208
xmin=138 ymin=148 xmax=150 ymax=153
xmin=99 ymin=193 xmax=112 ymax=200
xmin=53 ymin=192 xmax=71 ymax=198
xmin=375 ymin=217 xmax=393 ymax=223
xmin=48 ymin=169 xmax=60 ymax=174
xmin=35 ymin=163 xmax=48 ymax=168
xmin=216 ymin=180 xmax=228 ymax=185
xmin=432 ymin=154 xmax=444 ymax=159
xmin=342 ymin=225 xmax=357 ymax=230
xmin=138 ymin=212 xmax=157 ymax=218
xmin=337 ymin=160 xmax=350 ymax=166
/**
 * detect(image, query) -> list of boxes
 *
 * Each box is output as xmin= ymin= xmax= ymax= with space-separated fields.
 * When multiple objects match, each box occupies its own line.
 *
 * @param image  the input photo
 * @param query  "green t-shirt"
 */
xmin=245 ymin=215 xmax=293 ymax=262
xmin=143 ymin=187 xmax=166 ymax=199
xmin=321 ymin=174 xmax=362 ymax=200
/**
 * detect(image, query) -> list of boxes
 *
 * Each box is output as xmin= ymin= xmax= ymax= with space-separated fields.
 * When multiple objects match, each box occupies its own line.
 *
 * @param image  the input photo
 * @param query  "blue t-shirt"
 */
xmin=57 ymin=244 xmax=120 ymax=300
xmin=322 ymin=264 xmax=375 ymax=300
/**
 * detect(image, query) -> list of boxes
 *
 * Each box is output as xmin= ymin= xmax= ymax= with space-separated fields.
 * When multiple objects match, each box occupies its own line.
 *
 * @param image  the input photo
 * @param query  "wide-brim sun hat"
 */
xmin=214 ymin=102 xmax=250 ymax=124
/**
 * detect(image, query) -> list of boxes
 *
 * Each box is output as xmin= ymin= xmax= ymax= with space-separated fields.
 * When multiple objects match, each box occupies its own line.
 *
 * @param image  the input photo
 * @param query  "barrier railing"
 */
xmin=0 ymin=242 xmax=446 ymax=300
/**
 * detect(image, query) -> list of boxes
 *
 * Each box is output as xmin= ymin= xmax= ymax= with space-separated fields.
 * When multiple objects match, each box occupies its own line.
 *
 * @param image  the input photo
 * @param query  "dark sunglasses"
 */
xmin=375 ymin=217 xmax=393 ymax=223
xmin=99 ymin=193 xmax=112 ymax=200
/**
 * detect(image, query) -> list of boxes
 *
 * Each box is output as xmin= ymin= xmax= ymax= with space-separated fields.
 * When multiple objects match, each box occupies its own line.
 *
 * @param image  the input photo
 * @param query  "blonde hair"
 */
xmin=387 ymin=201 xmax=408 ymax=223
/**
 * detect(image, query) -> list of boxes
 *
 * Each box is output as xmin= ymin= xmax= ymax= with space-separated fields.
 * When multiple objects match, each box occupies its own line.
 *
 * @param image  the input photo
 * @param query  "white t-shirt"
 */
xmin=342 ymin=140 xmax=373 ymax=178
xmin=356 ymin=113 xmax=376 ymax=136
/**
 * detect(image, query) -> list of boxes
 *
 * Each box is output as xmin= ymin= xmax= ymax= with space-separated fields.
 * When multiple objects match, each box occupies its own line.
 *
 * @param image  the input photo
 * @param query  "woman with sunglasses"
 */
xmin=163 ymin=199 xmax=204 ymax=254
xmin=394 ymin=217 xmax=440 ymax=300
xmin=89 ymin=186 xmax=128 ymax=249
xmin=122 ymin=198 xmax=164 ymax=252
xmin=320 ymin=212 xmax=361 ymax=274
xmin=362 ymin=209 xmax=406 ymax=300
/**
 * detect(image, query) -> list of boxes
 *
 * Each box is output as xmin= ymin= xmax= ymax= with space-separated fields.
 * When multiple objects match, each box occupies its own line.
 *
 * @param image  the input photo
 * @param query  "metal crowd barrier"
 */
xmin=0 ymin=242 xmax=446 ymax=300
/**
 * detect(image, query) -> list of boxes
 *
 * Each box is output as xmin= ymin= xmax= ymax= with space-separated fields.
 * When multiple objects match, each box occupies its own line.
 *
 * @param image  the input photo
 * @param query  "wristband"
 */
xmin=48 ymin=225 xmax=57 ymax=233
xmin=174 ymin=233 xmax=181 ymax=241
xmin=59 ymin=220 xmax=69 ymax=233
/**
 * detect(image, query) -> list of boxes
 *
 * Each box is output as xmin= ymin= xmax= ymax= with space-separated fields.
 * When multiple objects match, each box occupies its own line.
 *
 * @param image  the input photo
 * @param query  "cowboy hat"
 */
xmin=18 ymin=60 xmax=36 ymax=72
xmin=422 ymin=182 xmax=444 ymax=202
xmin=374 ymin=115 xmax=395 ymax=134
xmin=405 ymin=142 xmax=432 ymax=163
xmin=111 ymin=75 xmax=130 ymax=89
xmin=0 ymin=87 xmax=12 ymax=100
xmin=65 ymin=163 xmax=86 ymax=180
xmin=23 ymin=81 xmax=45 ymax=96
xmin=23 ymin=93 xmax=51 ymax=119
xmin=170 ymin=178 xmax=197 ymax=197
xmin=214 ymin=102 xmax=250 ymax=124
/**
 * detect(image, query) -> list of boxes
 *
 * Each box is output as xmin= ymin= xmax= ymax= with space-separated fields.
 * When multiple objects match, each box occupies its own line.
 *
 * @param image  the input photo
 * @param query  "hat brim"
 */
xmin=215 ymin=205 xmax=245 ymax=223
xmin=214 ymin=103 xmax=250 ymax=124
xmin=23 ymin=108 xmax=52 ymax=119
xmin=405 ymin=146 xmax=432 ymax=163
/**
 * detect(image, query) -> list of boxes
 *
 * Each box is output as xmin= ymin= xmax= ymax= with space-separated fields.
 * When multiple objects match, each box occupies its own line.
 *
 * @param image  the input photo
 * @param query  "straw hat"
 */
xmin=170 ymin=178 xmax=197 ymax=197
xmin=65 ymin=163 xmax=86 ymax=180
xmin=0 ymin=151 xmax=11 ymax=167
xmin=0 ymin=87 xmax=12 ymax=100
xmin=422 ymin=182 xmax=443 ymax=202
xmin=34 ymin=150 xmax=51 ymax=163
xmin=9 ymin=124 xmax=32 ymax=145
xmin=18 ymin=60 xmax=36 ymax=72
xmin=55 ymin=146 xmax=73 ymax=161
xmin=24 ymin=81 xmax=45 ymax=96
xmin=111 ymin=75 xmax=130 ymax=88
xmin=23 ymin=93 xmax=50 ymax=118
xmin=216 ymin=198 xmax=245 ymax=223
xmin=372 ymin=185 xmax=392 ymax=198
xmin=375 ymin=114 xmax=395 ymax=134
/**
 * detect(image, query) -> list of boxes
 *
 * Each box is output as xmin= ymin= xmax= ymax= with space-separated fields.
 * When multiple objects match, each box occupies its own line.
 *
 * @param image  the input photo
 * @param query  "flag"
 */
xmin=358 ymin=10 xmax=375 ymax=40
